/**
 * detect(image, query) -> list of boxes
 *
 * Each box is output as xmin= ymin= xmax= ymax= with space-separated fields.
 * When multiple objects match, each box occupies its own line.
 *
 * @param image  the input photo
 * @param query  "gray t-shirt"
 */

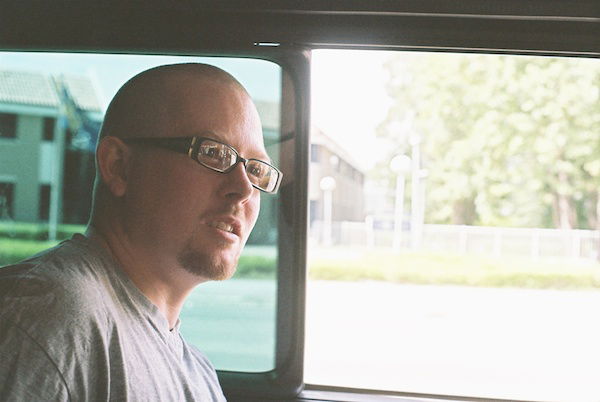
xmin=0 ymin=234 xmax=226 ymax=401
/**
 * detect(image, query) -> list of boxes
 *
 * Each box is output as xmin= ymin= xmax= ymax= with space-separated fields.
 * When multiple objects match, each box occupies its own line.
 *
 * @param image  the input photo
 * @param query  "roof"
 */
xmin=0 ymin=70 xmax=101 ymax=112
xmin=58 ymin=75 xmax=102 ymax=112
xmin=0 ymin=70 xmax=59 ymax=108
xmin=311 ymin=125 xmax=365 ymax=174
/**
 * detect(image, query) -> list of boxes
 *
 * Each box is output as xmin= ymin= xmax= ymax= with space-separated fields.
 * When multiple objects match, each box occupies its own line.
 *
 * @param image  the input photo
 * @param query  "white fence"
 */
xmin=310 ymin=220 xmax=600 ymax=261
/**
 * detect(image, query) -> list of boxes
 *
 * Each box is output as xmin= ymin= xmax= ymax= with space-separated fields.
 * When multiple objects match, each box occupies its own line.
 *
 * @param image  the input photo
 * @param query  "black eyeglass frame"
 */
xmin=122 ymin=136 xmax=282 ymax=194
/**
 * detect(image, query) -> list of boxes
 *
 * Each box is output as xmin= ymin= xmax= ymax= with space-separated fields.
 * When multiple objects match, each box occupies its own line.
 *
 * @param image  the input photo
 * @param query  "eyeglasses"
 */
xmin=122 ymin=136 xmax=282 ymax=193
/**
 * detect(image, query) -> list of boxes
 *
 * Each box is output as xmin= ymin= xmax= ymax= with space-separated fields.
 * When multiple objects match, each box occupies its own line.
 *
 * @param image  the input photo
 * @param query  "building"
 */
xmin=0 ymin=70 xmax=282 ymax=245
xmin=246 ymin=99 xmax=281 ymax=245
xmin=1 ymin=72 xmax=356 ymax=248
xmin=309 ymin=126 xmax=366 ymax=242
xmin=0 ymin=70 xmax=103 ymax=225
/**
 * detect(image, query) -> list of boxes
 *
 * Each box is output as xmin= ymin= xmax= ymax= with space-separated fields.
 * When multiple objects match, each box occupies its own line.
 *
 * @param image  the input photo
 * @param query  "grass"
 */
xmin=0 ymin=235 xmax=278 ymax=278
xmin=308 ymin=248 xmax=600 ymax=290
xmin=0 ymin=222 xmax=85 ymax=265
xmin=234 ymin=255 xmax=277 ymax=279
xmin=3 ymin=229 xmax=600 ymax=289
xmin=0 ymin=221 xmax=85 ymax=241
xmin=0 ymin=238 xmax=62 ymax=265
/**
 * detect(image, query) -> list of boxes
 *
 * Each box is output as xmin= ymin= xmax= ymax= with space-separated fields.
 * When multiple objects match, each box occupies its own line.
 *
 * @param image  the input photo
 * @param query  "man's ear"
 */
xmin=96 ymin=136 xmax=132 ymax=197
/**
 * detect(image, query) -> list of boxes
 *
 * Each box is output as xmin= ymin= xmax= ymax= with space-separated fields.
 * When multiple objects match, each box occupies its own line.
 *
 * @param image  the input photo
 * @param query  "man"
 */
xmin=0 ymin=63 xmax=282 ymax=400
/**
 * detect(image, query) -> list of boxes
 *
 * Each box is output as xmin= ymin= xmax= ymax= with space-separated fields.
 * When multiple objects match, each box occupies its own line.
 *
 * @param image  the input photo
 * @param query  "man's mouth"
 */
xmin=208 ymin=219 xmax=245 ymax=237
xmin=205 ymin=216 xmax=243 ymax=238
xmin=208 ymin=221 xmax=234 ymax=233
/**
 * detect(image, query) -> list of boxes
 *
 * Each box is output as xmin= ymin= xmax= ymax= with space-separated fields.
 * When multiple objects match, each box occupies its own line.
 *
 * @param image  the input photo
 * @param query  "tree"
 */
xmin=377 ymin=53 xmax=600 ymax=229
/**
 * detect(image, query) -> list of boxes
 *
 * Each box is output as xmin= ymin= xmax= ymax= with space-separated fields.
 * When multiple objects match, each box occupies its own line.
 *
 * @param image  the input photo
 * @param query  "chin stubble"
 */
xmin=176 ymin=241 xmax=237 ymax=281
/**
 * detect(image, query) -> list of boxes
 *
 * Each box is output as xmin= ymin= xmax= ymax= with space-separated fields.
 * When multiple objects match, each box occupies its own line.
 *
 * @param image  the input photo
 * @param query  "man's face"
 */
xmin=123 ymin=77 xmax=265 ymax=281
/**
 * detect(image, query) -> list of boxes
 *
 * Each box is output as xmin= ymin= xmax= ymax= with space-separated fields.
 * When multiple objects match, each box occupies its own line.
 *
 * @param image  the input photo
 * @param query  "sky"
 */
xmin=0 ymin=49 xmax=392 ymax=169
xmin=0 ymin=52 xmax=281 ymax=107
xmin=311 ymin=50 xmax=393 ymax=169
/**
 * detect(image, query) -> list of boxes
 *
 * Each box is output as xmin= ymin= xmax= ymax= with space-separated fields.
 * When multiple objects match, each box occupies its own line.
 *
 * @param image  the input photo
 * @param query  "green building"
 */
xmin=0 ymin=70 xmax=103 ymax=225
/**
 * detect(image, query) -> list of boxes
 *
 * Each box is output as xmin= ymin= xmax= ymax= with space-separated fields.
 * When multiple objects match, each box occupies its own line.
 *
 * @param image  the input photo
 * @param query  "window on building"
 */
xmin=310 ymin=199 xmax=320 ymax=223
xmin=65 ymin=127 xmax=74 ymax=144
xmin=0 ymin=182 xmax=14 ymax=219
xmin=39 ymin=184 xmax=51 ymax=220
xmin=43 ymin=117 xmax=55 ymax=141
xmin=0 ymin=113 xmax=17 ymax=139
xmin=310 ymin=143 xmax=320 ymax=162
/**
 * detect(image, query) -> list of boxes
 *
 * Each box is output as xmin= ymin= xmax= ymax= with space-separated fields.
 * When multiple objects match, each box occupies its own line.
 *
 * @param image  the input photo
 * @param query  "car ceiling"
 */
xmin=0 ymin=1 xmax=598 ymax=55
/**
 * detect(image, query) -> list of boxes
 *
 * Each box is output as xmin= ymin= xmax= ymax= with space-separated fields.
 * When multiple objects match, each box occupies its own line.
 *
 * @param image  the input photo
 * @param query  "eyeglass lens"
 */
xmin=197 ymin=140 xmax=279 ymax=192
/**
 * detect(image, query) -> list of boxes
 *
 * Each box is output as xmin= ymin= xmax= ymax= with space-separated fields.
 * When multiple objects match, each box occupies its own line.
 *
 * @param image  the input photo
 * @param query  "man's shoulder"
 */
xmin=0 ymin=237 xmax=122 ymax=402
xmin=0 ymin=235 xmax=116 ymax=332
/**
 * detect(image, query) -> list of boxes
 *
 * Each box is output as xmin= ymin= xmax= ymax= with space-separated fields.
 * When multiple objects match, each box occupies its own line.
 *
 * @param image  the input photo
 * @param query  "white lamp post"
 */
xmin=410 ymin=133 xmax=422 ymax=250
xmin=390 ymin=155 xmax=412 ymax=251
xmin=320 ymin=176 xmax=336 ymax=247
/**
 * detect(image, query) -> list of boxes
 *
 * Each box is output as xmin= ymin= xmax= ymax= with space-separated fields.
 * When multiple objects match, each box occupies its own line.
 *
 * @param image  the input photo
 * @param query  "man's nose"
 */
xmin=220 ymin=161 xmax=255 ymax=201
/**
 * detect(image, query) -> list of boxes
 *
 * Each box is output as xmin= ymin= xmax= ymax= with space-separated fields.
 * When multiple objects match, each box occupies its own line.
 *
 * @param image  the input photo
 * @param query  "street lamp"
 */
xmin=390 ymin=154 xmax=411 ymax=251
xmin=320 ymin=176 xmax=336 ymax=247
xmin=409 ymin=133 xmax=423 ymax=250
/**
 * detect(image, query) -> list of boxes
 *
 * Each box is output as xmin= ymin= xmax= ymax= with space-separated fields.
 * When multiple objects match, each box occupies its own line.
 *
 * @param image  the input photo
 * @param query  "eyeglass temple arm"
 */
xmin=123 ymin=137 xmax=196 ymax=156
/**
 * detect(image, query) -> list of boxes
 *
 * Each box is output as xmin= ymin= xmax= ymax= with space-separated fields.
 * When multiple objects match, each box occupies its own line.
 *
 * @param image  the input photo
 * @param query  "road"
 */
xmin=305 ymin=281 xmax=600 ymax=402
xmin=181 ymin=279 xmax=600 ymax=401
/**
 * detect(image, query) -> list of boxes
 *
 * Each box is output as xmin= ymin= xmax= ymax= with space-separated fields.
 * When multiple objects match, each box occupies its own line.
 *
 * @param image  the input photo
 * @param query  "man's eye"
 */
xmin=203 ymin=146 xmax=226 ymax=160
xmin=249 ymin=164 xmax=263 ymax=177
xmin=203 ymin=147 xmax=216 ymax=157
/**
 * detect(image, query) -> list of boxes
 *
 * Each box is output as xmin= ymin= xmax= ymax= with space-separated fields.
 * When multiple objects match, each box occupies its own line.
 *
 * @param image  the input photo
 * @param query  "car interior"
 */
xmin=1 ymin=1 xmax=599 ymax=401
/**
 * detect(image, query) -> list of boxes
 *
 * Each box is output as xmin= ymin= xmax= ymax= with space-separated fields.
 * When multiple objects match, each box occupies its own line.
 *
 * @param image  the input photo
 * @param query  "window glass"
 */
xmin=38 ymin=184 xmax=51 ymax=220
xmin=0 ymin=51 xmax=282 ymax=373
xmin=307 ymin=49 xmax=600 ymax=401
xmin=0 ymin=113 xmax=17 ymax=138
xmin=0 ymin=182 xmax=14 ymax=218
xmin=43 ymin=117 xmax=55 ymax=141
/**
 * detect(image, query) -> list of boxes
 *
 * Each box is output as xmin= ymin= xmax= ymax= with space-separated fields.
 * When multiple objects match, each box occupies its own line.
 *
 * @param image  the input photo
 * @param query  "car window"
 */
xmin=306 ymin=49 xmax=600 ymax=401
xmin=0 ymin=51 xmax=282 ymax=373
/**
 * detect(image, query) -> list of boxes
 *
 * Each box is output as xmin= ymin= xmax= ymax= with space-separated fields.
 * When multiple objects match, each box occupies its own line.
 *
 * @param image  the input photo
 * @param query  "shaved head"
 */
xmin=91 ymin=63 xmax=252 ymax=218
xmin=99 ymin=63 xmax=248 ymax=141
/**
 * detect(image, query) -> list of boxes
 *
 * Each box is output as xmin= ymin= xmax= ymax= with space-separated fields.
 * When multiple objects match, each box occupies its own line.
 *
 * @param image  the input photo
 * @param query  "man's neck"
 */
xmin=85 ymin=224 xmax=202 ymax=330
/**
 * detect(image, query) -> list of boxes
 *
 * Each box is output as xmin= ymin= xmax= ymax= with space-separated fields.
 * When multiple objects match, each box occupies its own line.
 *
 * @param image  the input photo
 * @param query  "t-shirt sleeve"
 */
xmin=0 ymin=320 xmax=70 ymax=402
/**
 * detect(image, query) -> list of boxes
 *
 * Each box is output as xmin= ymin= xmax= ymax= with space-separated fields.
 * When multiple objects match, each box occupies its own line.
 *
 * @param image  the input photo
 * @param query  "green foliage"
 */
xmin=378 ymin=54 xmax=600 ymax=229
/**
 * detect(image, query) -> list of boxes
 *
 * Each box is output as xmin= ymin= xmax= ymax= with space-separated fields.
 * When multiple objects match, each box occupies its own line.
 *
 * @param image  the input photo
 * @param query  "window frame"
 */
xmin=0 ymin=47 xmax=311 ymax=400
